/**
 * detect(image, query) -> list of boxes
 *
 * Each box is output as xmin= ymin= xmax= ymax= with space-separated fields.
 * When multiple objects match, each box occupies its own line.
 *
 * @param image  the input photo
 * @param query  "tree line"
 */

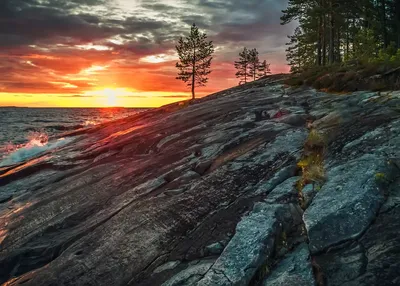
xmin=175 ymin=24 xmax=272 ymax=99
xmin=282 ymin=0 xmax=400 ymax=72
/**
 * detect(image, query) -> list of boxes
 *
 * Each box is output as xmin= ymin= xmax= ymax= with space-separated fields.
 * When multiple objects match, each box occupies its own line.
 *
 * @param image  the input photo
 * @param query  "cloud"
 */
xmin=0 ymin=0 xmax=292 ymax=101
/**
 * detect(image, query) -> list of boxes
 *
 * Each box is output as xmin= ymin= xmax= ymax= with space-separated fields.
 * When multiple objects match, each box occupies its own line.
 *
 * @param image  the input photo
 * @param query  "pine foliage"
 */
xmin=234 ymin=47 xmax=272 ymax=85
xmin=282 ymin=0 xmax=400 ymax=71
xmin=176 ymin=23 xmax=214 ymax=99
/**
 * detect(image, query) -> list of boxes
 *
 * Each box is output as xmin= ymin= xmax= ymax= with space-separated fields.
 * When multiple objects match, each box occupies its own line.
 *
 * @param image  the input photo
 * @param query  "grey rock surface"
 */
xmin=1 ymin=75 xmax=400 ymax=286
xmin=264 ymin=176 xmax=299 ymax=204
xmin=262 ymin=244 xmax=315 ymax=286
xmin=154 ymin=261 xmax=181 ymax=274
xmin=301 ymin=184 xmax=317 ymax=209
xmin=205 ymin=242 xmax=224 ymax=255
xmin=162 ymin=260 xmax=214 ymax=286
xmin=196 ymin=203 xmax=285 ymax=286
xmin=303 ymin=154 xmax=393 ymax=254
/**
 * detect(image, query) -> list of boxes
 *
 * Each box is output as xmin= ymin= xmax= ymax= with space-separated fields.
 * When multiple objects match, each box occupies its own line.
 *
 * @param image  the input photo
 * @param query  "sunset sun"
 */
xmin=103 ymin=89 xmax=118 ymax=107
xmin=83 ymin=88 xmax=131 ymax=107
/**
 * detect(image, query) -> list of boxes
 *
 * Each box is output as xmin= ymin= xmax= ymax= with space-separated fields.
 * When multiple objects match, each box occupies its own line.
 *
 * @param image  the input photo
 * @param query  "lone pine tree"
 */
xmin=176 ymin=24 xmax=214 ymax=99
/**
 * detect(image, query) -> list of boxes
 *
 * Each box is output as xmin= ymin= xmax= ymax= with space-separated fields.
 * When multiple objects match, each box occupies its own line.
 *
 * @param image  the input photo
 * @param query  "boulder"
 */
xmin=196 ymin=203 xmax=285 ymax=286
xmin=303 ymin=154 xmax=394 ymax=254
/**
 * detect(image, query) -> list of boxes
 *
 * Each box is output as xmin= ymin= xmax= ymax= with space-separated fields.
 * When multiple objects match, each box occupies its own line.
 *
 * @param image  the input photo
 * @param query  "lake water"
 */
xmin=0 ymin=107 xmax=145 ymax=166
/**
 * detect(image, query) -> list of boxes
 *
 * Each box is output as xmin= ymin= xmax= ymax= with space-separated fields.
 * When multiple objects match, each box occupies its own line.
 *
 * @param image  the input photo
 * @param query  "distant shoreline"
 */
xmin=0 ymin=106 xmax=153 ymax=109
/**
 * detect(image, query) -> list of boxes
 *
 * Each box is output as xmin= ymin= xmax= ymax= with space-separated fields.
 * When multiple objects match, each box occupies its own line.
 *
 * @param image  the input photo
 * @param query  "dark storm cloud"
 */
xmin=195 ymin=0 xmax=292 ymax=44
xmin=123 ymin=16 xmax=169 ymax=33
xmin=180 ymin=15 xmax=211 ymax=28
xmin=0 ymin=1 xmax=122 ymax=47
xmin=0 ymin=0 xmax=290 ymax=55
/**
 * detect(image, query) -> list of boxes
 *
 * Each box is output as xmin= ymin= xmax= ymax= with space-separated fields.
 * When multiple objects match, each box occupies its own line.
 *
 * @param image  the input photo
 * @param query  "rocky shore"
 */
xmin=1 ymin=75 xmax=400 ymax=285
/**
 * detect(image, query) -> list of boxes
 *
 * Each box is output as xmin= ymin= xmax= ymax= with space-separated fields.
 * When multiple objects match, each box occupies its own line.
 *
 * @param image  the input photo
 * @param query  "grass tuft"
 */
xmin=304 ymin=129 xmax=326 ymax=149
xmin=296 ymin=128 xmax=327 ymax=209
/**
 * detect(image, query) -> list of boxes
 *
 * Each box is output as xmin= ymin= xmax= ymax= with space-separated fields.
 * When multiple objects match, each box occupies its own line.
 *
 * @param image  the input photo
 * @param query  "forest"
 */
xmin=282 ymin=0 xmax=400 ymax=72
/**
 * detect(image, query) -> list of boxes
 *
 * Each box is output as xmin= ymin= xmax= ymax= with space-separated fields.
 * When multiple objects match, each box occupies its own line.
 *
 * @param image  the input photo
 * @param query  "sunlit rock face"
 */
xmin=1 ymin=75 xmax=400 ymax=286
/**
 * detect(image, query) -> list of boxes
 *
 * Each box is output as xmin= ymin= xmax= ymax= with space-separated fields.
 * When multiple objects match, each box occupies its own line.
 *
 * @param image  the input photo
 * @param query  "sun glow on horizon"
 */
xmin=83 ymin=88 xmax=133 ymax=107
xmin=0 ymin=89 xmax=192 ymax=108
xmin=92 ymin=88 xmax=119 ymax=107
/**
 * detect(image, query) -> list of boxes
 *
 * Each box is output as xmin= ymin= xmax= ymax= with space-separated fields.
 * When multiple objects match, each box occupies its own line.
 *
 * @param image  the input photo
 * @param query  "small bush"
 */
xmin=284 ymin=77 xmax=304 ymax=86
xmin=312 ymin=75 xmax=334 ymax=90
xmin=342 ymin=71 xmax=357 ymax=82
xmin=296 ymin=128 xmax=327 ymax=200
xmin=337 ymin=66 xmax=350 ymax=73
xmin=304 ymin=75 xmax=319 ymax=86
xmin=370 ymin=81 xmax=386 ymax=91
xmin=360 ymin=63 xmax=381 ymax=76
xmin=328 ymin=73 xmax=347 ymax=92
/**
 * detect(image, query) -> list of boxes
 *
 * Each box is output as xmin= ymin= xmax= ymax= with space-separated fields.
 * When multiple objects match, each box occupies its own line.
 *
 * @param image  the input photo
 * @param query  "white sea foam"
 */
xmin=0 ymin=136 xmax=73 ymax=167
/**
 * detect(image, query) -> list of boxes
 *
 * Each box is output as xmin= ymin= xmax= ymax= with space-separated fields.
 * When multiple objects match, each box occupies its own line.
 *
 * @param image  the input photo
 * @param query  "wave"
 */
xmin=21 ymin=119 xmax=102 ymax=134
xmin=24 ymin=124 xmax=85 ymax=132
xmin=31 ymin=119 xmax=59 ymax=123
xmin=84 ymin=120 xmax=99 ymax=126
xmin=0 ymin=132 xmax=73 ymax=167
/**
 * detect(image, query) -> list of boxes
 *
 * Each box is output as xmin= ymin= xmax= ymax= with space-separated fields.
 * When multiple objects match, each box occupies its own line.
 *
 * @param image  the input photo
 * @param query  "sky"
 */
xmin=0 ymin=0 xmax=295 ymax=107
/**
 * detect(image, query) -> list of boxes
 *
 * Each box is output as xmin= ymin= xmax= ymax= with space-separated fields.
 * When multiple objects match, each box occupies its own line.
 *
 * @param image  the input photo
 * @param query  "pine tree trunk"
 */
xmin=346 ymin=17 xmax=349 ymax=59
xmin=191 ymin=75 xmax=195 ymax=99
xmin=381 ymin=0 xmax=388 ymax=48
xmin=192 ymin=42 xmax=196 ymax=100
xmin=329 ymin=0 xmax=335 ymax=64
xmin=364 ymin=3 xmax=370 ymax=28
xmin=396 ymin=0 xmax=400 ymax=48
xmin=317 ymin=14 xmax=322 ymax=66
xmin=322 ymin=12 xmax=327 ymax=66
xmin=337 ymin=27 xmax=341 ymax=62
xmin=352 ymin=17 xmax=356 ymax=56
xmin=244 ymin=63 xmax=247 ymax=83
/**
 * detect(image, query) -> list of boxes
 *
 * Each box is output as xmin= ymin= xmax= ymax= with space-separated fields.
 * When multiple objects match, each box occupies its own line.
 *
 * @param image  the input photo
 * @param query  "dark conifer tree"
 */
xmin=282 ymin=0 xmax=400 ymax=71
xmin=176 ymin=24 xmax=214 ymax=99
xmin=248 ymin=48 xmax=260 ymax=81
xmin=258 ymin=60 xmax=271 ymax=77
xmin=234 ymin=47 xmax=251 ymax=85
